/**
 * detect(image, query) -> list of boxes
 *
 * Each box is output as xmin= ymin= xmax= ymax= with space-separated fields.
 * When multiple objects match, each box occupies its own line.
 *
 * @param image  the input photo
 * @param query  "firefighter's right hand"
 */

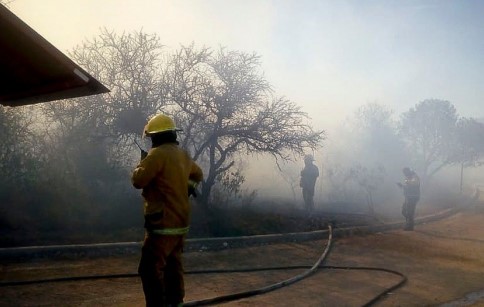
xmin=188 ymin=186 xmax=197 ymax=198
xmin=188 ymin=180 xmax=198 ymax=198
xmin=140 ymin=149 xmax=148 ymax=160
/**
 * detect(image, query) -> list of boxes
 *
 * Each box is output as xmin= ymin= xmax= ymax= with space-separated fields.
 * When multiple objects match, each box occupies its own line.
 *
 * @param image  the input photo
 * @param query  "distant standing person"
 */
xmin=300 ymin=154 xmax=319 ymax=211
xmin=397 ymin=167 xmax=420 ymax=231
xmin=131 ymin=114 xmax=203 ymax=307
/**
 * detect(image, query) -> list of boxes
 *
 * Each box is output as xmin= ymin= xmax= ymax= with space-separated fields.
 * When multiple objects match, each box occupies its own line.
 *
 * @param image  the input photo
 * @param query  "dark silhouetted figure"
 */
xmin=397 ymin=167 xmax=420 ymax=231
xmin=300 ymin=154 xmax=319 ymax=211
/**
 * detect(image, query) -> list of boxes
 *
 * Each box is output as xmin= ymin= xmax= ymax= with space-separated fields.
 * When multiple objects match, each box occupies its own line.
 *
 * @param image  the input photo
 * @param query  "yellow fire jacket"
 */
xmin=131 ymin=143 xmax=203 ymax=233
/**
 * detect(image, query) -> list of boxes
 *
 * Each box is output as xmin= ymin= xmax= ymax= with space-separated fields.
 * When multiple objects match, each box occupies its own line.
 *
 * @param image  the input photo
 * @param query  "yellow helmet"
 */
xmin=143 ymin=114 xmax=181 ymax=136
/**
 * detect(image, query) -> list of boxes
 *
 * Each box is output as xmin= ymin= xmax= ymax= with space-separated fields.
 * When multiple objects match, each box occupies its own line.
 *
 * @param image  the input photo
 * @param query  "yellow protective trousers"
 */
xmin=138 ymin=234 xmax=185 ymax=307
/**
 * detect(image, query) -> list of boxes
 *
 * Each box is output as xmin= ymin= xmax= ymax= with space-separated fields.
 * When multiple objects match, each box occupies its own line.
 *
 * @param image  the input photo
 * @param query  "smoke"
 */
xmin=243 ymin=103 xmax=484 ymax=219
xmin=114 ymin=108 xmax=147 ymax=135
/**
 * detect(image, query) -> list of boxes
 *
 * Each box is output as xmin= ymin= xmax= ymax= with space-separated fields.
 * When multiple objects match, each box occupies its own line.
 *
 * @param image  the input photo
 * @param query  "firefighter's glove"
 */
xmin=188 ymin=180 xmax=198 ymax=198
xmin=188 ymin=186 xmax=197 ymax=198
xmin=140 ymin=149 xmax=148 ymax=160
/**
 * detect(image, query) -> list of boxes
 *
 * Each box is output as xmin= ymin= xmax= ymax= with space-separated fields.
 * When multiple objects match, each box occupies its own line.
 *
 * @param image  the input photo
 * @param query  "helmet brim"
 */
xmin=144 ymin=127 xmax=183 ymax=136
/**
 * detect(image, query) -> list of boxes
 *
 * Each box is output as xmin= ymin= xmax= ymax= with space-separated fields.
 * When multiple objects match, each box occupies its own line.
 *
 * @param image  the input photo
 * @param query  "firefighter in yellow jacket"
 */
xmin=131 ymin=114 xmax=203 ymax=307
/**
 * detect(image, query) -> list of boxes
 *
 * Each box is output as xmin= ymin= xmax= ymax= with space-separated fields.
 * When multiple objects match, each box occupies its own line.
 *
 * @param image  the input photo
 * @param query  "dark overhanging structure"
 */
xmin=0 ymin=4 xmax=109 ymax=107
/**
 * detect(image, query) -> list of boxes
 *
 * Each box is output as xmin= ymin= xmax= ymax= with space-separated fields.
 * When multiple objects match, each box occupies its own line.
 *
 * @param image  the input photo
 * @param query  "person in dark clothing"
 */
xmin=300 ymin=154 xmax=319 ymax=211
xmin=397 ymin=167 xmax=420 ymax=231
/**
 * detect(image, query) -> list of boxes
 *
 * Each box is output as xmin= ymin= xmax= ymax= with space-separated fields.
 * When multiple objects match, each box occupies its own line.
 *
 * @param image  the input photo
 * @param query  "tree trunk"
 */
xmin=199 ymin=171 xmax=216 ymax=210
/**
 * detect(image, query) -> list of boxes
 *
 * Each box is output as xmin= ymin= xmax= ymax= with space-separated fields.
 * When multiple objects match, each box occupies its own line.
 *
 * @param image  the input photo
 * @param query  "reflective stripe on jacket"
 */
xmin=131 ymin=143 xmax=203 ymax=232
xmin=403 ymin=175 xmax=420 ymax=199
xmin=150 ymin=226 xmax=190 ymax=235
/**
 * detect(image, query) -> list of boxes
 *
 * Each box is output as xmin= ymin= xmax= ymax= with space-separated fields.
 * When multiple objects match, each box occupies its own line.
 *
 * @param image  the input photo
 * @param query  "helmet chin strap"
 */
xmin=142 ymin=126 xmax=147 ymax=139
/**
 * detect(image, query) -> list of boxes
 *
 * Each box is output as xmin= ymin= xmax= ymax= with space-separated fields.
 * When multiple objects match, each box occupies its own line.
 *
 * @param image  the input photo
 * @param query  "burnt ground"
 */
xmin=189 ymin=204 xmax=382 ymax=238
xmin=1 ymin=200 xmax=484 ymax=306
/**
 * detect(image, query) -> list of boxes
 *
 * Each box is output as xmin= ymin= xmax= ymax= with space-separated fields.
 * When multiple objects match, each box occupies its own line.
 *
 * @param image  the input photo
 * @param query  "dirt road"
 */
xmin=1 ymin=205 xmax=483 ymax=306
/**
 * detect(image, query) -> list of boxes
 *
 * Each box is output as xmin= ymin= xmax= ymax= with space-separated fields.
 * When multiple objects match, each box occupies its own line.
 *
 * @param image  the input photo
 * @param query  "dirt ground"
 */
xmin=1 ymin=204 xmax=483 ymax=306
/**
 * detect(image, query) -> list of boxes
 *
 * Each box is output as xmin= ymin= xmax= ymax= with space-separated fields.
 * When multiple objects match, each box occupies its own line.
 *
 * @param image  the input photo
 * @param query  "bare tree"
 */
xmin=29 ymin=29 xmax=166 ymax=230
xmin=44 ymin=29 xmax=166 ymax=167
xmin=354 ymin=103 xmax=393 ymax=131
xmin=0 ymin=105 xmax=49 ymax=233
xmin=348 ymin=163 xmax=386 ymax=215
xmin=163 ymin=45 xmax=324 ymax=208
xmin=452 ymin=117 xmax=484 ymax=192
xmin=353 ymin=103 xmax=407 ymax=173
xmin=32 ymin=34 xmax=323 ymax=225
xmin=0 ymin=105 xmax=35 ymax=187
xmin=453 ymin=118 xmax=484 ymax=167
xmin=399 ymin=99 xmax=458 ymax=184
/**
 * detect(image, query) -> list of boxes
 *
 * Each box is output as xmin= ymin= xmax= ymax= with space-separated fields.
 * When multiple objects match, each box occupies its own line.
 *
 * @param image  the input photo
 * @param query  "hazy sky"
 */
xmin=9 ymin=0 xmax=484 ymax=129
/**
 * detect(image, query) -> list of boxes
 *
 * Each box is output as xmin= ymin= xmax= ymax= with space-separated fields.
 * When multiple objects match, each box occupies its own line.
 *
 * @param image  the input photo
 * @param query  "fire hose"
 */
xmin=0 ymin=225 xmax=408 ymax=307
xmin=1 ymin=188 xmax=480 ymax=306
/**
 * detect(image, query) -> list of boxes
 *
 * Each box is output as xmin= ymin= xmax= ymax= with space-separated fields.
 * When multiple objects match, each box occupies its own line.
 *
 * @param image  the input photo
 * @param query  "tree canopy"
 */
xmin=399 ymin=99 xmax=458 ymax=183
xmin=67 ymin=32 xmax=325 ymax=209
xmin=3 ymin=28 xmax=484 ymax=245
xmin=162 ymin=45 xmax=324 ymax=206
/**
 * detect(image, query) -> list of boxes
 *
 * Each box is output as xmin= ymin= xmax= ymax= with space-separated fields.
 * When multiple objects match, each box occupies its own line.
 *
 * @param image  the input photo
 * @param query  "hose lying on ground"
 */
xmin=183 ymin=226 xmax=334 ymax=306
xmin=184 ymin=265 xmax=406 ymax=307
xmin=0 ymin=266 xmax=406 ymax=306
xmin=0 ymin=225 xmax=408 ymax=306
